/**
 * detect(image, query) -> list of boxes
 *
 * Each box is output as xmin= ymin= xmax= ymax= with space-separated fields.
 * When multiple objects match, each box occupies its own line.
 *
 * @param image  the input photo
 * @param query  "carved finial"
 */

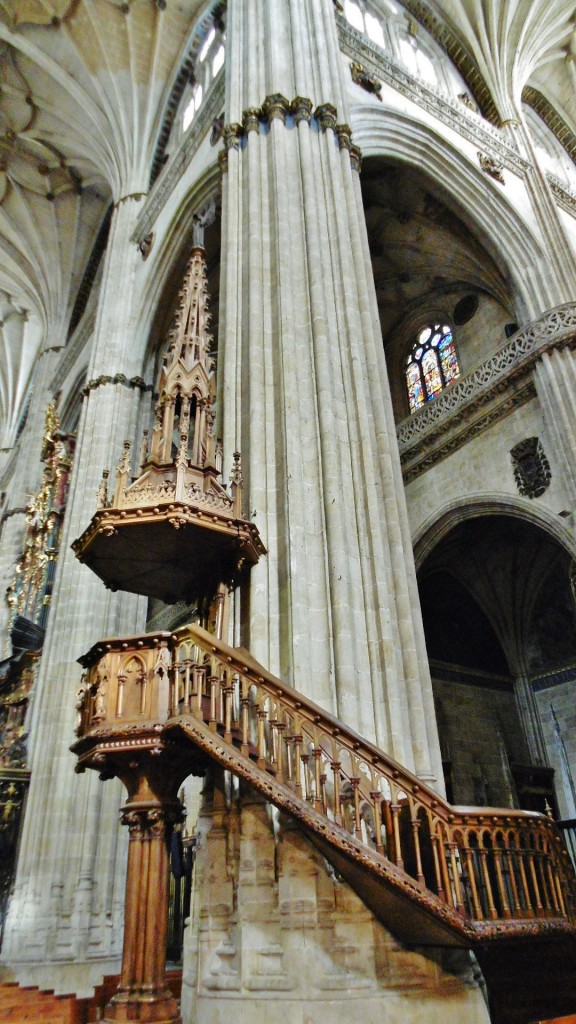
xmin=230 ymin=451 xmax=243 ymax=488
xmin=117 ymin=440 xmax=132 ymax=477
xmin=138 ymin=430 xmax=149 ymax=473
xmin=192 ymin=199 xmax=216 ymax=248
xmin=96 ymin=469 xmax=109 ymax=509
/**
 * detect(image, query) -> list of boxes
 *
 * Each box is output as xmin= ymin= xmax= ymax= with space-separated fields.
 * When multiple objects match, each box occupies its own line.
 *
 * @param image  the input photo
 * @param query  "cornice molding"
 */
xmin=547 ymin=173 xmax=576 ymax=219
xmin=337 ymin=17 xmax=529 ymax=177
xmin=396 ymin=303 xmax=576 ymax=482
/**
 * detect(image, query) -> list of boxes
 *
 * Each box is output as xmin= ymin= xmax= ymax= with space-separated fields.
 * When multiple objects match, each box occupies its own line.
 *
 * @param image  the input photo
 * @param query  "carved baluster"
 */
xmin=257 ymin=708 xmax=268 ymax=769
xmin=390 ymin=804 xmax=404 ymax=870
xmin=275 ymin=719 xmax=286 ymax=783
xmin=177 ymin=659 xmax=187 ymax=710
xmin=173 ymin=662 xmax=182 ymax=711
xmin=493 ymin=844 xmax=511 ymax=919
xmin=191 ymin=666 xmax=203 ymax=719
xmin=439 ymin=832 xmax=454 ymax=908
xmin=350 ymin=778 xmax=362 ymax=837
xmin=527 ymin=847 xmax=545 ymax=916
xmin=269 ymin=715 xmax=279 ymax=773
xmin=240 ymin=680 xmax=250 ymax=755
xmin=504 ymin=842 xmax=523 ymax=917
xmin=224 ymin=679 xmax=234 ymax=744
xmin=430 ymin=833 xmax=446 ymax=901
xmin=319 ymin=771 xmax=328 ymax=816
xmin=540 ymin=851 xmax=556 ymax=914
xmin=313 ymin=747 xmax=323 ymax=812
xmin=411 ymin=813 xmax=425 ymax=885
xmin=209 ymin=674 xmax=219 ymax=730
xmin=301 ymin=752 xmax=312 ymax=802
xmin=292 ymin=735 xmax=303 ymax=797
xmin=382 ymin=799 xmax=394 ymax=860
xmin=464 ymin=844 xmax=483 ymax=919
xmin=553 ymin=864 xmax=567 ymax=917
xmin=331 ymin=763 xmax=342 ymax=826
xmin=517 ymin=843 xmax=534 ymax=914
xmin=448 ymin=842 xmax=465 ymax=914
xmin=479 ymin=847 xmax=498 ymax=920
xmin=370 ymin=792 xmax=383 ymax=853
xmin=535 ymin=847 xmax=552 ymax=914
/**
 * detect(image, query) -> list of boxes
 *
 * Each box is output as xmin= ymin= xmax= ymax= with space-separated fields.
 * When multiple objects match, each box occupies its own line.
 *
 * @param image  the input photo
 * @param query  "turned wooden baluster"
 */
xmin=478 ymin=843 xmax=498 ymax=921
xmin=463 ymin=840 xmax=483 ymax=919
xmin=390 ymin=801 xmax=404 ymax=870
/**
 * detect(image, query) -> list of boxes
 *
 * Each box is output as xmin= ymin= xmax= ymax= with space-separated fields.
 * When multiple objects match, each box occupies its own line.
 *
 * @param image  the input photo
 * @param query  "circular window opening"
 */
xmin=453 ymin=294 xmax=479 ymax=325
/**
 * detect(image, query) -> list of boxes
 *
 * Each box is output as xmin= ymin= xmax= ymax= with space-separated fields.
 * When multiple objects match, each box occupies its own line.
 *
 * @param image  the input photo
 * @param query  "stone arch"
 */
xmin=134 ymin=163 xmax=221 ymax=381
xmin=413 ymin=494 xmax=576 ymax=570
xmin=351 ymin=104 xmax=556 ymax=318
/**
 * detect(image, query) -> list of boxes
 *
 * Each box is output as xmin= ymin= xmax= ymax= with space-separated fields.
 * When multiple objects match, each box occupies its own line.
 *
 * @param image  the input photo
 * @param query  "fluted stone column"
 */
xmin=534 ymin=346 xmax=576 ymax=509
xmin=1 ymin=196 xmax=149 ymax=983
xmin=219 ymin=0 xmax=442 ymax=787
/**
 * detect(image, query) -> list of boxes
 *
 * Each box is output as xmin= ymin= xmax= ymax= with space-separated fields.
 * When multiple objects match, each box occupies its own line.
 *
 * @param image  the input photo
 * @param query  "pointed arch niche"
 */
xmin=415 ymin=506 xmax=576 ymax=821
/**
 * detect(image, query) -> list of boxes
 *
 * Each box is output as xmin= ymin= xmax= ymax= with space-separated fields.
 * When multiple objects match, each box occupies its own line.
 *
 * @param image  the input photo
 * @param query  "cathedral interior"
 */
xmin=0 ymin=2 xmax=576 ymax=1023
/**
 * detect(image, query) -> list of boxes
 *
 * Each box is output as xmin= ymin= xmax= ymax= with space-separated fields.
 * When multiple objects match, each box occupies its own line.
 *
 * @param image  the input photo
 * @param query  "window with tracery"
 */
xmin=405 ymin=323 xmax=460 ymax=413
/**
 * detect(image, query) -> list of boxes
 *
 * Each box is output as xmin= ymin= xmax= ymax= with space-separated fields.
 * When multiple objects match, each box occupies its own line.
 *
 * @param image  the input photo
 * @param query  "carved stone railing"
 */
xmin=396 ymin=303 xmax=576 ymax=480
xmin=75 ymin=624 xmax=576 ymax=947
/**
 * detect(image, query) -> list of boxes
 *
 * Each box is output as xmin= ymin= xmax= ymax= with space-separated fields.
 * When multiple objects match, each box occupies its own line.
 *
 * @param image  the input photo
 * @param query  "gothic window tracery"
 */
xmin=405 ymin=323 xmax=461 ymax=413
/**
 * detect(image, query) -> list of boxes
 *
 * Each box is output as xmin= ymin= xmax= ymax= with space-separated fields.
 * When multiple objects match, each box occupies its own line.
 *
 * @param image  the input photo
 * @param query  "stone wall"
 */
xmin=180 ymin=776 xmax=490 ymax=1024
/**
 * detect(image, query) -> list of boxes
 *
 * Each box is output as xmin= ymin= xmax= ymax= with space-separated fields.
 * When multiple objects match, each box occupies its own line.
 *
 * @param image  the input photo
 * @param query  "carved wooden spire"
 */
xmin=162 ymin=246 xmax=214 ymax=379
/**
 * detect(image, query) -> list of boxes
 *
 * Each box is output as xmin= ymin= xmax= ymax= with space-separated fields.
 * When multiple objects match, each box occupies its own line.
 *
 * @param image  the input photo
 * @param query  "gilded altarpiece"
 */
xmin=0 ymin=404 xmax=74 ymax=943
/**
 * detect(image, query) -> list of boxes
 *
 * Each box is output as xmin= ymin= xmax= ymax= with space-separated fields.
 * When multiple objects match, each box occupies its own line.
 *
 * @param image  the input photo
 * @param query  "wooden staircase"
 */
xmin=72 ymin=622 xmax=576 ymax=1022
xmin=0 ymin=972 xmax=182 ymax=1024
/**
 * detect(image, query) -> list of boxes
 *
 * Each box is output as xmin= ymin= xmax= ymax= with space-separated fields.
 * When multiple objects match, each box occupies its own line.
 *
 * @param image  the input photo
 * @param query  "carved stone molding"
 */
xmin=547 ymin=173 xmax=576 ymax=219
xmin=397 ymin=303 xmax=576 ymax=481
xmin=337 ymin=17 xmax=529 ymax=178
xmin=121 ymin=802 xmax=184 ymax=840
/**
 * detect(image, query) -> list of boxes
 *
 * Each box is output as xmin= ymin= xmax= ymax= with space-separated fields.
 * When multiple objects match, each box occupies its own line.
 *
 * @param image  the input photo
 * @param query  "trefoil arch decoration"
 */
xmin=405 ymin=322 xmax=460 ymax=413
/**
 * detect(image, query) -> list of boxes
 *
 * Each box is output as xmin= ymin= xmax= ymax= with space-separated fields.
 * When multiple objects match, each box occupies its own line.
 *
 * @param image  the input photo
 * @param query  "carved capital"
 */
xmin=314 ymin=103 xmax=338 ymax=132
xmin=349 ymin=144 xmax=362 ymax=172
xmin=242 ymin=107 xmax=262 ymax=133
xmin=121 ymin=803 xmax=183 ymax=840
xmin=223 ymin=123 xmax=243 ymax=151
xmin=335 ymin=123 xmax=352 ymax=151
xmin=291 ymin=96 xmax=313 ymax=125
xmin=261 ymin=93 xmax=291 ymax=123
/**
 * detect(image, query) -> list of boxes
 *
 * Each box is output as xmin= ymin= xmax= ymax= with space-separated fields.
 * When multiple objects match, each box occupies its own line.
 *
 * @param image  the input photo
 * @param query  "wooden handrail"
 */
xmin=76 ymin=623 xmax=576 ymax=943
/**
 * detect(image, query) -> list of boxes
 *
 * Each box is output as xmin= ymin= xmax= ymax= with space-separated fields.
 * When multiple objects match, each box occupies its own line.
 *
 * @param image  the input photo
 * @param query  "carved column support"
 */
xmin=101 ymin=764 xmax=186 ymax=1024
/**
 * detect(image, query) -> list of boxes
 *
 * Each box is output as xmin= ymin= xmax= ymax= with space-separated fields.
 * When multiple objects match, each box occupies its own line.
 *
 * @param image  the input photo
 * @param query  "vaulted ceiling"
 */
xmin=0 ymin=0 xmax=573 ymax=449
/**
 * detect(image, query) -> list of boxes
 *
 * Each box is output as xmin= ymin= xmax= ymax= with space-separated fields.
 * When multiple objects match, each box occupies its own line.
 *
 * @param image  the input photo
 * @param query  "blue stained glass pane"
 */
xmin=406 ymin=362 xmax=425 ymax=412
xmin=438 ymin=334 xmax=460 ymax=384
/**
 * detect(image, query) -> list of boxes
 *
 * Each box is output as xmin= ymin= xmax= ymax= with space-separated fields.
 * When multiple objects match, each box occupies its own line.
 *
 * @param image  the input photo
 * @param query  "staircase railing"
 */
xmin=77 ymin=624 xmax=576 ymax=939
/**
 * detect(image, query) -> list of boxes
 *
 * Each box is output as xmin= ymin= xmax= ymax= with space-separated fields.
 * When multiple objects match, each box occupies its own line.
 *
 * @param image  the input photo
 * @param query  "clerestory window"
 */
xmin=405 ymin=323 xmax=460 ymax=413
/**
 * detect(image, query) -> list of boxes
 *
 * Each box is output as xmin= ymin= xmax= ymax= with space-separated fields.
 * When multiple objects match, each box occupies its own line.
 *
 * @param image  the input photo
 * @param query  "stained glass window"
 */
xmin=405 ymin=323 xmax=461 ymax=413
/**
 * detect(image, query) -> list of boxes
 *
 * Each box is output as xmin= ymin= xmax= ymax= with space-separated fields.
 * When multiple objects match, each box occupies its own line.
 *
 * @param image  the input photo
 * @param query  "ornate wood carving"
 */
xmin=73 ymin=621 xmax=576 ymax=951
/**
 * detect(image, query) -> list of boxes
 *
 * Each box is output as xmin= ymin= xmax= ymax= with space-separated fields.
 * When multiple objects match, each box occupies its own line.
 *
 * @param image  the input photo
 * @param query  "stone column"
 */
xmin=0 ymin=345 xmax=62 ymax=649
xmin=1 ymin=196 xmax=149 ymax=979
xmin=219 ymin=0 xmax=442 ymax=788
xmin=533 ymin=346 xmax=576 ymax=509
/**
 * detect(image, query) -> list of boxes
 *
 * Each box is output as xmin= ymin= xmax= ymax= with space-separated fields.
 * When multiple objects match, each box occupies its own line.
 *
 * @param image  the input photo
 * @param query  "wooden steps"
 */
xmin=0 ymin=971 xmax=182 ymax=1024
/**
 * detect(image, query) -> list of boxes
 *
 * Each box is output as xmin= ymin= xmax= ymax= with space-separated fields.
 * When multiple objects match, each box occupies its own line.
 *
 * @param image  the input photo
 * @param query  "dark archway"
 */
xmin=417 ymin=513 xmax=576 ymax=817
